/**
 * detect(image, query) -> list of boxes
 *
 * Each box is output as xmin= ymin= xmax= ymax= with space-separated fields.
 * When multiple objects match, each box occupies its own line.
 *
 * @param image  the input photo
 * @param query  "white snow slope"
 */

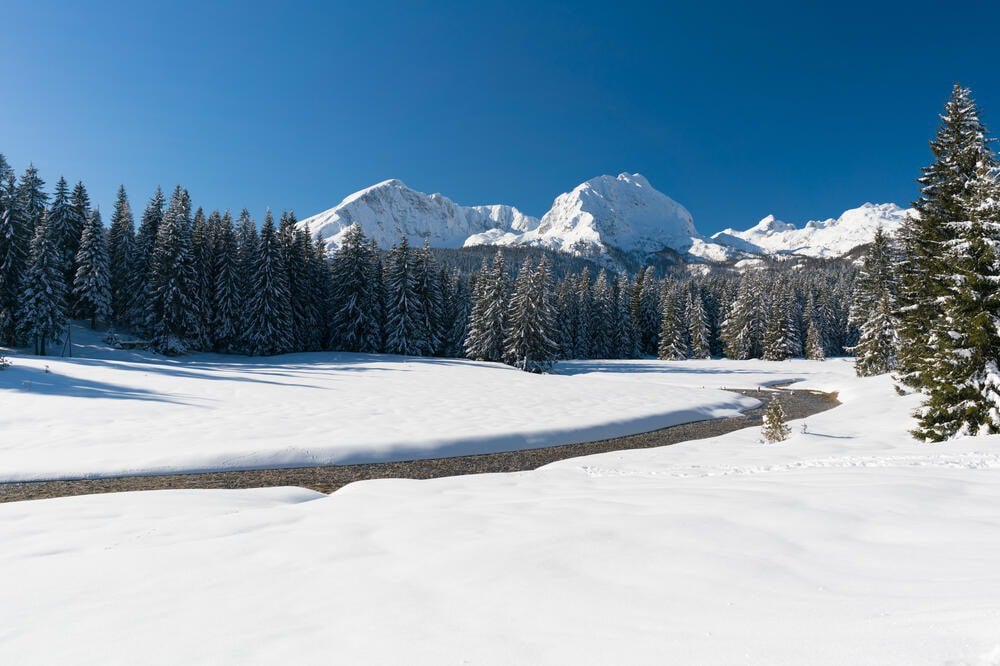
xmin=3 ymin=358 xmax=1000 ymax=665
xmin=299 ymin=175 xmax=909 ymax=266
xmin=0 ymin=326 xmax=764 ymax=482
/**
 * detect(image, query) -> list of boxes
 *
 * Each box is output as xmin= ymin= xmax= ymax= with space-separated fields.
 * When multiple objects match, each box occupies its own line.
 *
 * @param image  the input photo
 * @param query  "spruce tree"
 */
xmin=414 ymin=240 xmax=444 ymax=355
xmin=504 ymin=257 xmax=558 ymax=373
xmin=47 ymin=177 xmax=80 ymax=287
xmin=73 ymin=209 xmax=112 ymax=329
xmin=805 ymin=319 xmax=826 ymax=361
xmin=107 ymin=186 xmax=135 ymax=328
xmin=0 ymin=160 xmax=29 ymax=345
xmin=211 ymin=211 xmax=242 ymax=353
xmin=849 ymin=227 xmax=899 ymax=375
xmin=687 ymin=288 xmax=711 ymax=359
xmin=330 ymin=225 xmax=382 ymax=353
xmin=68 ymin=181 xmax=91 ymax=289
xmin=16 ymin=164 xmax=47 ymax=236
xmin=147 ymin=187 xmax=200 ymax=355
xmin=913 ymin=160 xmax=1000 ymax=440
xmin=244 ymin=211 xmax=293 ymax=356
xmin=762 ymin=286 xmax=799 ymax=361
xmin=17 ymin=211 xmax=67 ymax=356
xmin=383 ymin=234 xmax=426 ymax=356
xmin=897 ymin=85 xmax=994 ymax=389
xmin=129 ymin=187 xmax=165 ymax=334
xmin=762 ymin=398 xmax=791 ymax=443
xmin=464 ymin=249 xmax=508 ymax=362
xmin=722 ymin=272 xmax=763 ymax=359
xmin=657 ymin=284 xmax=687 ymax=360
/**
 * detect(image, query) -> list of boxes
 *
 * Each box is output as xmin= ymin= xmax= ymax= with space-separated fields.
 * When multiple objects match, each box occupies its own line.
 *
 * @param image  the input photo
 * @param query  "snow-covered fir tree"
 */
xmin=190 ymin=207 xmax=215 ymax=351
xmin=0 ymin=157 xmax=28 ymax=345
xmin=46 ymin=177 xmax=81 ymax=288
xmin=762 ymin=286 xmax=800 ymax=361
xmin=210 ymin=211 xmax=243 ymax=353
xmin=106 ymin=186 xmax=135 ymax=328
xmin=440 ymin=268 xmax=470 ymax=357
xmin=383 ymin=235 xmax=426 ymax=356
xmin=147 ymin=187 xmax=201 ymax=355
xmin=503 ymin=257 xmax=558 ymax=373
xmin=17 ymin=211 xmax=67 ymax=356
xmin=68 ymin=181 xmax=90 ymax=293
xmin=414 ymin=240 xmax=443 ymax=355
xmin=913 ymin=158 xmax=1000 ymax=440
xmin=685 ymin=288 xmax=710 ymax=359
xmin=464 ymin=249 xmax=508 ymax=362
xmin=657 ymin=284 xmax=688 ymax=360
xmin=849 ymin=227 xmax=899 ymax=376
xmin=589 ymin=270 xmax=616 ymax=359
xmin=16 ymin=164 xmax=47 ymax=237
xmin=330 ymin=224 xmax=382 ymax=353
xmin=897 ymin=85 xmax=991 ymax=389
xmin=615 ymin=273 xmax=639 ymax=359
xmin=73 ymin=209 xmax=112 ymax=329
xmin=762 ymin=398 xmax=791 ymax=443
xmin=129 ymin=187 xmax=164 ymax=335
xmin=804 ymin=319 xmax=825 ymax=361
xmin=722 ymin=272 xmax=763 ymax=360
xmin=244 ymin=211 xmax=293 ymax=356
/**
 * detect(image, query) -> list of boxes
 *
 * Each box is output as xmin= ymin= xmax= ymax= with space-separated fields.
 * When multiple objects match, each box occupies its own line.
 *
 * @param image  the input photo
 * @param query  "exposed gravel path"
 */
xmin=0 ymin=387 xmax=838 ymax=504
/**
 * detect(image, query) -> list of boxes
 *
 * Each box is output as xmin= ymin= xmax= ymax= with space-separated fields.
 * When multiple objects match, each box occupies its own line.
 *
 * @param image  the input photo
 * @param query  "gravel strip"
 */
xmin=0 ymin=388 xmax=839 ymax=504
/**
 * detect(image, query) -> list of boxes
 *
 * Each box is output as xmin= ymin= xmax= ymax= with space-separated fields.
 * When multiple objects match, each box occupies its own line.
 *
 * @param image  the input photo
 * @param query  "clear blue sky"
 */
xmin=3 ymin=0 xmax=999 ymax=234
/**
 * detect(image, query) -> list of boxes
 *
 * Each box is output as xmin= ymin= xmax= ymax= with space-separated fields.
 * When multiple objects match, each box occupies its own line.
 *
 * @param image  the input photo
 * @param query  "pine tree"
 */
xmin=614 ymin=273 xmax=639 ymax=358
xmin=73 ymin=209 xmax=112 ymax=329
xmin=190 ymin=207 xmax=214 ymax=351
xmin=47 ymin=177 xmax=79 ymax=287
xmin=686 ymin=288 xmax=711 ymax=359
xmin=722 ymin=272 xmax=764 ymax=359
xmin=244 ymin=211 xmax=293 ymax=356
xmin=589 ymin=270 xmax=615 ymax=359
xmin=0 ymin=158 xmax=29 ymax=345
xmin=68 ymin=181 xmax=90 ymax=291
xmin=762 ymin=398 xmax=791 ymax=443
xmin=805 ymin=319 xmax=826 ymax=361
xmin=330 ymin=225 xmax=382 ymax=353
xmin=147 ymin=187 xmax=200 ymax=355
xmin=383 ymin=235 xmax=426 ymax=356
xmin=762 ymin=285 xmax=799 ymax=361
xmin=17 ymin=211 xmax=67 ymax=356
xmin=503 ymin=257 xmax=558 ymax=373
xmin=414 ymin=240 xmax=443 ymax=355
xmin=439 ymin=268 xmax=470 ymax=357
xmin=210 ymin=211 xmax=242 ymax=353
xmin=129 ymin=187 xmax=165 ymax=334
xmin=849 ymin=227 xmax=899 ymax=375
xmin=16 ymin=164 xmax=47 ymax=236
xmin=464 ymin=249 xmax=508 ymax=362
xmin=107 ymin=186 xmax=135 ymax=328
xmin=897 ymin=85 xmax=994 ymax=389
xmin=657 ymin=284 xmax=687 ymax=360
xmin=913 ymin=159 xmax=1000 ymax=440
xmin=572 ymin=269 xmax=594 ymax=359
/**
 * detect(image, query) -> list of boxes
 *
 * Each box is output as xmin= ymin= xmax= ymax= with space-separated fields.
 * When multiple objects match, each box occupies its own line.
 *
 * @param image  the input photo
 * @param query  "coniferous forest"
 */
xmin=2 ymin=84 xmax=999 ymax=441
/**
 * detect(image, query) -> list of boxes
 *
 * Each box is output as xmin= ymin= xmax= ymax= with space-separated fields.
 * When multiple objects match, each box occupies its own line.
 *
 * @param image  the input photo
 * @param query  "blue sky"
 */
xmin=3 ymin=0 xmax=1000 ymax=234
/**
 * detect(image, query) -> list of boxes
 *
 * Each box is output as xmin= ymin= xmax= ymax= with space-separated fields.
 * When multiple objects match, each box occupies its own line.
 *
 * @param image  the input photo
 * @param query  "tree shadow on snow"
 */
xmin=0 ymin=366 xmax=195 ymax=404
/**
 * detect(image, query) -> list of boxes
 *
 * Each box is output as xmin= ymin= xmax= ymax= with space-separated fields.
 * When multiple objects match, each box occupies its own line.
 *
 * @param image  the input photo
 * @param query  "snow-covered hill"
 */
xmin=299 ymin=176 xmax=910 ymax=268
xmin=706 ymin=203 xmax=912 ymax=259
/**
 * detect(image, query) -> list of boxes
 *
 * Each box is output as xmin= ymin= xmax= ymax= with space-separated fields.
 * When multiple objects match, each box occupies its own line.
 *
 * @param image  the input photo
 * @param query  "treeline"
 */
xmin=0 ymin=152 xmax=859 ymax=373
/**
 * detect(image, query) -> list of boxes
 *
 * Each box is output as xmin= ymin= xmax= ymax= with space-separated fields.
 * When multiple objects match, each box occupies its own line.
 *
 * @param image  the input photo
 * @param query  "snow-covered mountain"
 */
xmin=465 ymin=173 xmax=697 ymax=261
xmin=298 ymin=179 xmax=539 ymax=250
xmin=298 ymin=175 xmax=910 ymax=268
xmin=705 ymin=203 xmax=912 ymax=259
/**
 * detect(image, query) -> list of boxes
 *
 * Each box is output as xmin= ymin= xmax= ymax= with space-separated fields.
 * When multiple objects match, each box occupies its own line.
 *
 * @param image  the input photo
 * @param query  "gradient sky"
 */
xmin=3 ymin=0 xmax=1000 ymax=234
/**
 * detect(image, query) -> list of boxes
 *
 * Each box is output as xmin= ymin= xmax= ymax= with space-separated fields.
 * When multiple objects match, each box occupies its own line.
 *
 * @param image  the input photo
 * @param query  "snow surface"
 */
xmin=0 ymin=326 xmax=783 ymax=481
xmin=3 ymin=358 xmax=1000 ymax=665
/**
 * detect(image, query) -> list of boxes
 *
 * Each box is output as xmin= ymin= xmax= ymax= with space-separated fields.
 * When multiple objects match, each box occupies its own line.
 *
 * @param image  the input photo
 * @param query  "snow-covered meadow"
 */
xmin=0 ymin=327 xmax=836 ymax=482
xmin=2 ymin=339 xmax=999 ymax=664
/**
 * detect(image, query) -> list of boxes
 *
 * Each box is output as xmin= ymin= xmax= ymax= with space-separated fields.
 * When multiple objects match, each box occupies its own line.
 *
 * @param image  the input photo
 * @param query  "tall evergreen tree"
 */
xmin=147 ymin=187 xmax=201 ymax=355
xmin=913 ymin=160 xmax=1000 ymax=440
xmin=47 ymin=177 xmax=81 ymax=288
xmin=244 ymin=211 xmax=293 ymax=356
xmin=897 ymin=85 xmax=994 ymax=389
xmin=762 ymin=285 xmax=800 ymax=361
xmin=657 ymin=284 xmax=687 ymax=360
xmin=383 ymin=235 xmax=426 ymax=356
xmin=73 ymin=209 xmax=112 ymax=329
xmin=210 ymin=211 xmax=243 ymax=353
xmin=107 ymin=186 xmax=135 ymax=328
xmin=16 ymin=164 xmax=47 ymax=236
xmin=329 ymin=225 xmax=381 ymax=353
xmin=17 ymin=211 xmax=67 ymax=355
xmin=849 ymin=227 xmax=899 ymax=375
xmin=722 ymin=272 xmax=763 ymax=359
xmin=503 ymin=257 xmax=558 ymax=373
xmin=129 ymin=187 xmax=165 ymax=334
xmin=464 ymin=249 xmax=508 ymax=362
xmin=414 ymin=240 xmax=444 ymax=355
xmin=0 ymin=158 xmax=29 ymax=345
xmin=686 ymin=288 xmax=711 ymax=359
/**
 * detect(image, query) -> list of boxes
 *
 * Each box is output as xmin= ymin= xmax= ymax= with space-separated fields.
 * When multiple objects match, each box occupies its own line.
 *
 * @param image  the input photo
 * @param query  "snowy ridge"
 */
xmin=299 ymin=176 xmax=909 ymax=267
xmin=706 ymin=203 xmax=912 ymax=259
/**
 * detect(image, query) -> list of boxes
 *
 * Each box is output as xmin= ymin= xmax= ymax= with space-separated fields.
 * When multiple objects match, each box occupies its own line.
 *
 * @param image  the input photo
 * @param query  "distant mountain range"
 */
xmin=298 ymin=173 xmax=912 ymax=269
